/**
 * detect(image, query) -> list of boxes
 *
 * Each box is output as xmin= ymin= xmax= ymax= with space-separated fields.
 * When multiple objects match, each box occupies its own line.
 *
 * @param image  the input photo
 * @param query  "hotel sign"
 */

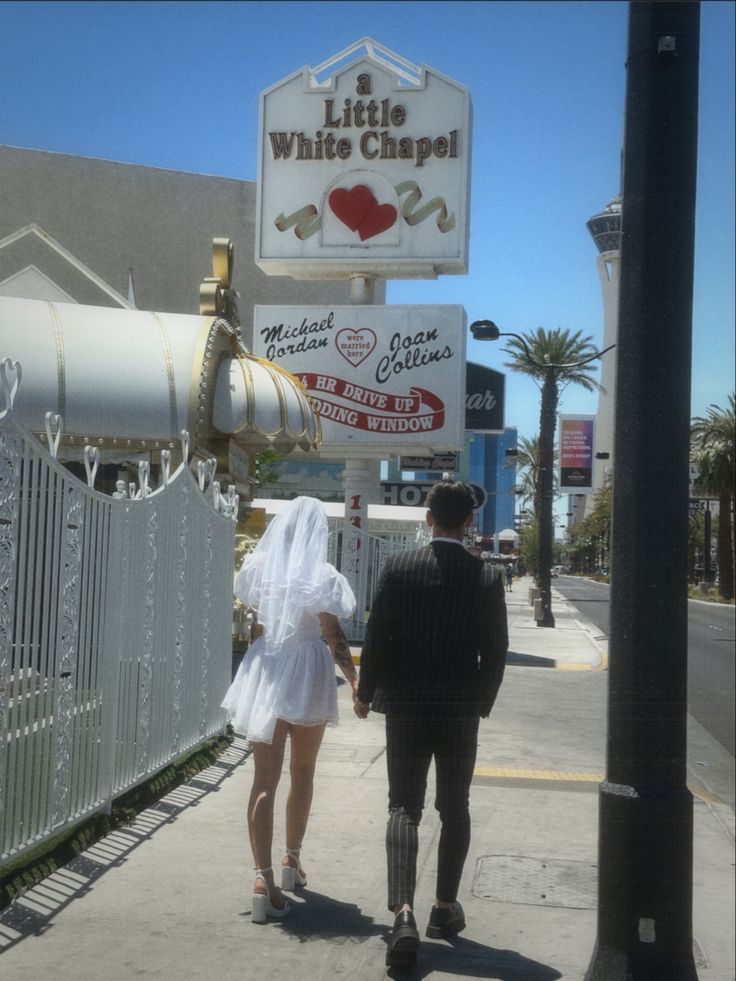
xmin=253 ymin=305 xmax=466 ymax=456
xmin=380 ymin=482 xmax=435 ymax=507
xmin=256 ymin=39 xmax=471 ymax=280
xmin=380 ymin=479 xmax=487 ymax=508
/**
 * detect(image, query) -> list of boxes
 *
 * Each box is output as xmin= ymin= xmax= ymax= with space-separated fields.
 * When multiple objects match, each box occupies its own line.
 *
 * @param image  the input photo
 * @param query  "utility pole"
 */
xmin=585 ymin=3 xmax=700 ymax=980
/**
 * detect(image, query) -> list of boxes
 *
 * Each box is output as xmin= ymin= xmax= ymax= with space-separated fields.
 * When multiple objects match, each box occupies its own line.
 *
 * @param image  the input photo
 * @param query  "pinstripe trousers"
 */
xmin=384 ymin=713 xmax=480 ymax=910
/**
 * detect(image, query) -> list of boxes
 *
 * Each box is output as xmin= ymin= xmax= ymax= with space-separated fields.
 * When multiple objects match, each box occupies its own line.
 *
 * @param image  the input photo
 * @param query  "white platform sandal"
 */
xmin=281 ymin=848 xmax=307 ymax=891
xmin=251 ymin=868 xmax=291 ymax=923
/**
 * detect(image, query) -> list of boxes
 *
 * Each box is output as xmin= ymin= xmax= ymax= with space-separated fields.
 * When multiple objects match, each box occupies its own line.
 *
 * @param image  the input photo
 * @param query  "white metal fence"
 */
xmin=0 ymin=361 xmax=236 ymax=867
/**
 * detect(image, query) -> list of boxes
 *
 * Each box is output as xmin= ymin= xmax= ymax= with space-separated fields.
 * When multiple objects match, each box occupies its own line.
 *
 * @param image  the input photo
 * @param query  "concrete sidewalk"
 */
xmin=0 ymin=579 xmax=733 ymax=980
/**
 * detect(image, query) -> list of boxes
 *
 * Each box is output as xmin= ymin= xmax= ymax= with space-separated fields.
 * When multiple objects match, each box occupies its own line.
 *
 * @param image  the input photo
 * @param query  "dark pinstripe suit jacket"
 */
xmin=357 ymin=540 xmax=508 ymax=720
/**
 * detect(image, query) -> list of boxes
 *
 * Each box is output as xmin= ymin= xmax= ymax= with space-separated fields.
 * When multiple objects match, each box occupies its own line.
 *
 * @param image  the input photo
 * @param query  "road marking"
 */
xmin=474 ymin=767 xmax=602 ymax=782
xmin=473 ymin=767 xmax=721 ymax=804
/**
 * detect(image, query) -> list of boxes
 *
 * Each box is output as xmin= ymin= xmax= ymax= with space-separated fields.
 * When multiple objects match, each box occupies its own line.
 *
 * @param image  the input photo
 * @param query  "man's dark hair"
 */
xmin=426 ymin=480 xmax=476 ymax=530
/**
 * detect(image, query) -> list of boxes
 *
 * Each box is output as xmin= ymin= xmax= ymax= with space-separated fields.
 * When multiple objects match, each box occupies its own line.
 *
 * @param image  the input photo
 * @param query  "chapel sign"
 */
xmin=256 ymin=38 xmax=472 ymax=280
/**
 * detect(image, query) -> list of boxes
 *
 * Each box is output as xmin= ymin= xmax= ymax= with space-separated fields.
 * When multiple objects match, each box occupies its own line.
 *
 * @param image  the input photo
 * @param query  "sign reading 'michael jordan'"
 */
xmin=253 ymin=305 xmax=466 ymax=455
xmin=256 ymin=38 xmax=472 ymax=280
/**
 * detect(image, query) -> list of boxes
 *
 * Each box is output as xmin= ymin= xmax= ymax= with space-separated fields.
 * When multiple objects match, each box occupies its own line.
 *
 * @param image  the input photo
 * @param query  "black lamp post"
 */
xmin=585 ymin=3 xmax=700 ymax=978
xmin=470 ymin=319 xmax=613 ymax=627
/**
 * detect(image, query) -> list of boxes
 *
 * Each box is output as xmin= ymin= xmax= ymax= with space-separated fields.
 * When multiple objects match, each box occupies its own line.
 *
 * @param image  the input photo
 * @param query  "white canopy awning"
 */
xmin=0 ymin=295 xmax=320 ymax=459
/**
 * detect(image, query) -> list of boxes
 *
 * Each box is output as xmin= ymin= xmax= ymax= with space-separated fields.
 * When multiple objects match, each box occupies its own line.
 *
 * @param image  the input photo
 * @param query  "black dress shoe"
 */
xmin=386 ymin=909 xmax=420 ymax=966
xmin=425 ymin=901 xmax=466 ymax=938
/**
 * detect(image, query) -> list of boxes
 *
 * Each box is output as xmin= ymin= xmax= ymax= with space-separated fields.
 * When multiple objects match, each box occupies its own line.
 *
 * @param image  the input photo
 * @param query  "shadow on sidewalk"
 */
xmin=270 ymin=892 xmax=562 ymax=981
xmin=254 ymin=887 xmax=384 ymax=943
xmin=387 ymin=934 xmax=563 ymax=980
xmin=506 ymin=650 xmax=556 ymax=668
xmin=0 ymin=742 xmax=248 ymax=953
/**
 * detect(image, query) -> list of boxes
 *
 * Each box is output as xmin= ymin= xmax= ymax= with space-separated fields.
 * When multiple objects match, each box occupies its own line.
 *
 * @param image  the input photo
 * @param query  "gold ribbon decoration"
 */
xmin=395 ymin=181 xmax=456 ymax=233
xmin=273 ymin=182 xmax=455 ymax=240
xmin=274 ymin=205 xmax=321 ymax=240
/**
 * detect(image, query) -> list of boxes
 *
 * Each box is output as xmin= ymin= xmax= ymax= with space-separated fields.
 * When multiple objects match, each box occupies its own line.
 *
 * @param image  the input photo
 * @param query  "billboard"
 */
xmin=256 ymin=39 xmax=471 ymax=280
xmin=465 ymin=362 xmax=505 ymax=432
xmin=559 ymin=415 xmax=595 ymax=492
xmin=253 ymin=305 xmax=466 ymax=456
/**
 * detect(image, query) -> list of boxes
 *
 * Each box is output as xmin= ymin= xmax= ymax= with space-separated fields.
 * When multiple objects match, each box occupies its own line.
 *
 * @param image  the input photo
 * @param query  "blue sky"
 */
xmin=1 ymin=0 xmax=734 ymax=445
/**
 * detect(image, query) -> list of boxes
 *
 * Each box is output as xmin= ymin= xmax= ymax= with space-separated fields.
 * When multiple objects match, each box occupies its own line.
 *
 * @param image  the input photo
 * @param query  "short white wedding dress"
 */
xmin=222 ymin=557 xmax=355 ymax=744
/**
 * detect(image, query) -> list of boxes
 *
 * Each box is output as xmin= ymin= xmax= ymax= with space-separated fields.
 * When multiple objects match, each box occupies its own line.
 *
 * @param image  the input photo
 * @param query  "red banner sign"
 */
xmin=298 ymin=373 xmax=445 ymax=433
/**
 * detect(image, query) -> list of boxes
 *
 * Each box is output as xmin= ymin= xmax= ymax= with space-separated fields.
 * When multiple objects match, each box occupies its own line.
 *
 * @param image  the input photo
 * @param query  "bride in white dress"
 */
xmin=221 ymin=496 xmax=358 ymax=923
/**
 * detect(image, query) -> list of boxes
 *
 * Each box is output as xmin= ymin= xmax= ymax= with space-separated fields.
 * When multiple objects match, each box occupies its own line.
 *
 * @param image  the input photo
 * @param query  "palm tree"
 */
xmin=503 ymin=327 xmax=605 ymax=401
xmin=504 ymin=328 xmax=605 ymax=624
xmin=509 ymin=435 xmax=557 ymax=516
xmin=691 ymin=395 xmax=735 ymax=601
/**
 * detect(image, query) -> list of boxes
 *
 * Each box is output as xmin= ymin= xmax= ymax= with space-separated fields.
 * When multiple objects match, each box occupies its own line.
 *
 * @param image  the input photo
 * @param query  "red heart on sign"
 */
xmin=358 ymin=200 xmax=398 ymax=240
xmin=328 ymin=185 xmax=374 ymax=232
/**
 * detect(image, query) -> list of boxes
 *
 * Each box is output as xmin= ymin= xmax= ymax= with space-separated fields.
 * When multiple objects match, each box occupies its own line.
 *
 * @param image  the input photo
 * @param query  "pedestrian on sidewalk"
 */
xmin=354 ymin=480 xmax=508 ymax=969
xmin=505 ymin=563 xmax=513 ymax=592
xmin=221 ymin=496 xmax=358 ymax=923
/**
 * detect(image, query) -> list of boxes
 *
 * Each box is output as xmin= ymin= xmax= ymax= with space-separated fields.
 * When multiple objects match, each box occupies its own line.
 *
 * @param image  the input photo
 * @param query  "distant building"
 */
xmin=583 ymin=195 xmax=621 ymax=518
xmin=466 ymin=429 xmax=518 ymax=541
xmin=385 ymin=428 xmax=518 ymax=543
xmin=257 ymin=458 xmax=346 ymax=502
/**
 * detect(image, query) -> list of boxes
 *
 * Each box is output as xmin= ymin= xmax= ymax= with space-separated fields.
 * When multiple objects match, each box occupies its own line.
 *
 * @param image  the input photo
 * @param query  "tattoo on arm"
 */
xmin=319 ymin=613 xmax=357 ymax=683
xmin=333 ymin=627 xmax=357 ymax=682
xmin=334 ymin=632 xmax=354 ymax=671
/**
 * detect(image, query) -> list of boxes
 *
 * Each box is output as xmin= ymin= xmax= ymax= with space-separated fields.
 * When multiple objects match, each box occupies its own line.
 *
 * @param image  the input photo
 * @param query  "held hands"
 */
xmin=351 ymin=679 xmax=370 ymax=719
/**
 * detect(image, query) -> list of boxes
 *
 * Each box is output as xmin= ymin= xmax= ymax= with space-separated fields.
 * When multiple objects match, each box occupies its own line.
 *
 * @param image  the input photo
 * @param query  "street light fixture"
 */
xmin=470 ymin=318 xmax=614 ymax=627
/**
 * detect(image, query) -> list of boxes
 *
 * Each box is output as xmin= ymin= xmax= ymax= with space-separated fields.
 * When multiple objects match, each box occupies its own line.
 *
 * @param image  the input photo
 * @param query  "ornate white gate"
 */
xmin=0 ymin=362 xmax=236 ymax=865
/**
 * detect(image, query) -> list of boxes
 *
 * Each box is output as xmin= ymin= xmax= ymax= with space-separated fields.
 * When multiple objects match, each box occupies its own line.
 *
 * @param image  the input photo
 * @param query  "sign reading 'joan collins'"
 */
xmin=256 ymin=38 xmax=471 ymax=280
xmin=253 ymin=305 xmax=466 ymax=456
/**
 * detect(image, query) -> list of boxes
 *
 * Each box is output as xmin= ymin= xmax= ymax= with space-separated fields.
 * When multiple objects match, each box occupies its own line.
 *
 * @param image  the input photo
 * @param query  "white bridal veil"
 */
xmin=235 ymin=496 xmax=355 ymax=655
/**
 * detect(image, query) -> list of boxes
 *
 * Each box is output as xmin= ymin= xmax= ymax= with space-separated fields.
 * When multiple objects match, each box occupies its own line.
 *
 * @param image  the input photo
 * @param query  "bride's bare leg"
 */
xmin=249 ymin=720 xmax=288 ymax=905
xmin=283 ymin=722 xmax=327 ymax=872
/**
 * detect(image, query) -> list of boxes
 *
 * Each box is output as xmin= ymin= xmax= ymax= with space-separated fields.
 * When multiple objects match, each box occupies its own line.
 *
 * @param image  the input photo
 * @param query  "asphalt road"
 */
xmin=555 ymin=576 xmax=735 ymax=757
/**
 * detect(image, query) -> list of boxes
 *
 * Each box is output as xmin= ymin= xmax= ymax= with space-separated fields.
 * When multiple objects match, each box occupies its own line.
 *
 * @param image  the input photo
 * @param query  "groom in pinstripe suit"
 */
xmin=355 ymin=480 xmax=508 ymax=968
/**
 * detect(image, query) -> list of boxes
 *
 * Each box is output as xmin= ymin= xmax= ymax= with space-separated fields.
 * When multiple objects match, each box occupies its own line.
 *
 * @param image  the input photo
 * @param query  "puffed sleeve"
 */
xmin=312 ymin=563 xmax=356 ymax=618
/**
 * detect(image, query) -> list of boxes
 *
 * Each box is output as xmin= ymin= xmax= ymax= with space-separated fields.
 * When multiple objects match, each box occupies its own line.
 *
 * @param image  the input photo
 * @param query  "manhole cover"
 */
xmin=473 ymin=855 xmax=598 ymax=909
